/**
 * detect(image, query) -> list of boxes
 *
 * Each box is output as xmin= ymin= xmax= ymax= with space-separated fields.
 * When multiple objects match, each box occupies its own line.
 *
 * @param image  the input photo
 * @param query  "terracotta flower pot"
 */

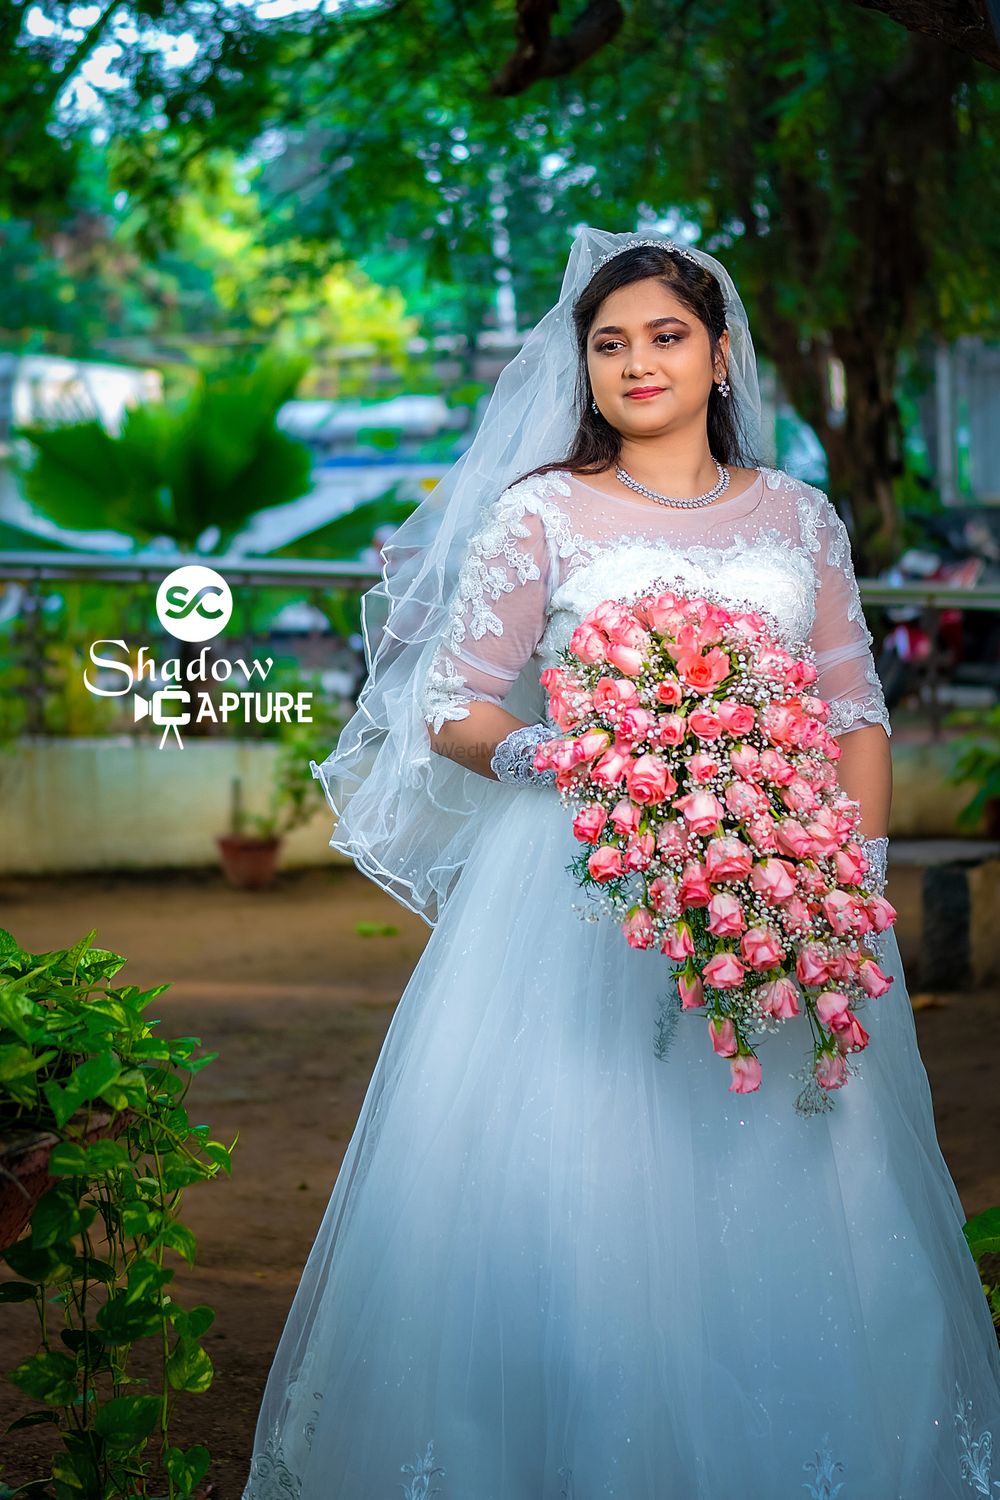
xmin=216 ymin=833 xmax=283 ymax=890
xmin=0 ymin=1108 xmax=132 ymax=1253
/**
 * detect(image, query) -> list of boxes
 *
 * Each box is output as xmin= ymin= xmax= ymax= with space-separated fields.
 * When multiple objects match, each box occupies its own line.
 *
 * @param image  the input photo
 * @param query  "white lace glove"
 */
xmin=859 ymin=834 xmax=889 ymax=899
xmin=858 ymin=834 xmax=890 ymax=965
xmin=490 ymin=721 xmax=557 ymax=787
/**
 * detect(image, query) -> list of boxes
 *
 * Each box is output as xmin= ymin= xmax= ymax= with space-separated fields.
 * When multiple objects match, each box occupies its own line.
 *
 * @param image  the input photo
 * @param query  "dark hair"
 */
xmin=508 ymin=243 xmax=759 ymax=491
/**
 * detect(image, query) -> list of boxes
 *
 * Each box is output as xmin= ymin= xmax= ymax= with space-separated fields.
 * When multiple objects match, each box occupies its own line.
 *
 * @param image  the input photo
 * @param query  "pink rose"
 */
xmin=568 ymin=624 xmax=607 ymax=664
xmin=606 ymin=641 xmax=646 ymax=676
xmin=857 ymin=958 xmax=892 ymax=997
xmin=626 ymin=753 xmax=675 ymax=805
xmin=815 ymin=1049 xmax=848 ymax=1090
xmin=647 ymin=875 xmax=680 ymax=917
xmin=729 ymin=1053 xmax=763 ymax=1094
xmin=749 ymin=857 xmax=797 ymax=904
xmin=867 ymin=894 xmax=897 ymax=933
xmin=687 ymin=707 xmax=724 ymax=741
xmin=656 ymin=820 xmax=690 ymax=858
xmin=759 ymin=748 xmax=796 ymax=786
xmin=821 ymin=889 xmax=868 ymax=938
xmin=708 ymin=1015 xmax=739 ymax=1055
xmin=588 ymin=846 xmax=624 ymax=882
xmin=740 ymin=926 xmax=786 ymax=970
xmin=654 ymin=677 xmax=684 ymax=706
xmin=572 ymin=803 xmax=608 ymax=842
xmin=654 ymin=713 xmax=687 ymax=747
xmin=660 ymin=921 xmax=694 ymax=960
xmin=571 ymin=729 xmax=613 ymax=764
xmin=704 ymin=836 xmax=753 ymax=882
xmin=623 ymin=907 xmax=655 ymax=949
xmin=730 ymin=744 xmax=761 ymax=779
xmin=796 ymin=943 xmax=835 ymax=987
xmin=779 ymin=777 xmax=821 ymax=816
xmin=688 ymin=751 xmax=721 ymax=784
xmin=592 ymin=677 xmax=639 ymax=714
xmin=775 ymin=818 xmax=814 ymax=859
xmin=679 ymin=860 xmax=712 ymax=907
xmin=605 ymin=611 xmax=650 ymax=651
xmin=617 ymin=705 xmax=656 ymax=743
xmin=591 ymin=744 xmax=633 ymax=789
xmin=706 ymin=891 xmax=747 ymax=938
xmin=610 ymin=798 xmax=641 ymax=836
xmin=835 ymin=1014 xmax=870 ymax=1053
xmin=624 ymin=832 xmax=656 ymax=871
xmin=676 ymin=647 xmax=732 ymax=693
xmin=717 ymin=700 xmax=756 ymax=736
xmin=758 ymin=976 xmax=801 ymax=1019
xmin=674 ymin=789 xmax=725 ymax=835
xmin=703 ymin=952 xmax=747 ymax=989
xmin=678 ymin=971 xmax=705 ymax=1009
xmin=815 ymin=989 xmax=852 ymax=1030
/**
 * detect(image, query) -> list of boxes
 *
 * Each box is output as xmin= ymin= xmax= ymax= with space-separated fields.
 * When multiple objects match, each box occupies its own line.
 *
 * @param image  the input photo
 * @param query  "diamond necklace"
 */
xmin=615 ymin=458 xmax=730 ymax=509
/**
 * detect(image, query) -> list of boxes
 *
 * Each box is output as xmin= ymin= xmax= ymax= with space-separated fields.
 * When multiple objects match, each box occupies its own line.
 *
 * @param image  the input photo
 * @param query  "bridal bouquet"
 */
xmin=532 ymin=585 xmax=897 ymax=1116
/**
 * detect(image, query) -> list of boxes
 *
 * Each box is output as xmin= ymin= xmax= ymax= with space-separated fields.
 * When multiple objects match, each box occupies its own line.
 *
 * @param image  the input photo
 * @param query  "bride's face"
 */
xmin=586 ymin=276 xmax=729 ymax=437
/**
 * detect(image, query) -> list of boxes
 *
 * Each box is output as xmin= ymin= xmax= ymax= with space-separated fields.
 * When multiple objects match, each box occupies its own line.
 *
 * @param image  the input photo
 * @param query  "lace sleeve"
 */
xmin=420 ymin=485 xmax=555 ymax=734
xmin=807 ymin=494 xmax=892 ymax=739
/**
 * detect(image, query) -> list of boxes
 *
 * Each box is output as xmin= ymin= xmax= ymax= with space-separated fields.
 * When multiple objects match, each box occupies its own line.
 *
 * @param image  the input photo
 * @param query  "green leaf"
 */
xmin=9 ymin=1349 xmax=78 ymax=1405
xmin=4 ymin=1240 xmax=76 ymax=1283
xmin=0 ymin=1042 xmax=58 ymax=1083
xmin=164 ymin=1442 xmax=211 ymax=1494
xmin=170 ymin=1304 xmax=215 ymax=1340
xmin=30 ymin=1187 xmax=96 ymax=1249
xmin=158 ymin=1221 xmax=197 ymax=1263
xmin=42 ymin=1052 xmax=123 ymax=1128
xmin=0 ymin=1281 xmax=38 ymax=1303
xmin=92 ymin=1394 xmax=160 ymax=1449
xmin=166 ymin=1336 xmax=214 ymax=1393
xmin=4 ymin=1408 xmax=61 ymax=1432
xmin=964 ymin=1206 xmax=1000 ymax=1260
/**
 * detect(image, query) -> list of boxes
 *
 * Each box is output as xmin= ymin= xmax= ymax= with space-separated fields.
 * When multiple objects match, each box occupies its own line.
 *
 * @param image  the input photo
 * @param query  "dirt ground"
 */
xmin=1 ymin=861 xmax=998 ymax=1495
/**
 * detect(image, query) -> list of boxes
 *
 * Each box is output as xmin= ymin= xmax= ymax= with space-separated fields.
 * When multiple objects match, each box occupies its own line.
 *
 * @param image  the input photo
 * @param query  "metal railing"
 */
xmin=2 ymin=550 xmax=999 ymax=741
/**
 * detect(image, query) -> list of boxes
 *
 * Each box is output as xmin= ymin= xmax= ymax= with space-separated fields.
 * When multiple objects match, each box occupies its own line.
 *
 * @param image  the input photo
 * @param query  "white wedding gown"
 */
xmin=243 ymin=466 xmax=1000 ymax=1499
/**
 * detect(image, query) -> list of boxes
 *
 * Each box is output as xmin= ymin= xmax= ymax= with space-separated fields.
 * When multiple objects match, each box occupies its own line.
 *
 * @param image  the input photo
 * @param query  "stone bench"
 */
xmin=888 ymin=839 xmax=1000 ymax=990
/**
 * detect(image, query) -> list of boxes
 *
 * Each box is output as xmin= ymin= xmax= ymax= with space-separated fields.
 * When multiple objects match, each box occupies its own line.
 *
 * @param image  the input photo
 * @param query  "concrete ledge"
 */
xmin=0 ymin=737 xmax=349 ymax=875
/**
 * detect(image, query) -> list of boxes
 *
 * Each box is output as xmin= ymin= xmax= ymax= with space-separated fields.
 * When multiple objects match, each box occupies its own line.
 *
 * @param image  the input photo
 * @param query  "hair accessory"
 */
xmin=589 ymin=237 xmax=703 ymax=281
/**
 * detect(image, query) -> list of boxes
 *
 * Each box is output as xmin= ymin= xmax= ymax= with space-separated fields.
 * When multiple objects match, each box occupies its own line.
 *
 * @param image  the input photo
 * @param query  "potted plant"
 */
xmin=216 ymin=681 xmax=343 ymax=890
xmin=943 ymin=704 xmax=1000 ymax=839
xmin=0 ymin=924 xmax=234 ymax=1496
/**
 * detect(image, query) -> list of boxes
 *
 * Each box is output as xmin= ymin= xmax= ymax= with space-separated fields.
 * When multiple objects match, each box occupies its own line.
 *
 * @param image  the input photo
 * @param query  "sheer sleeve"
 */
xmin=420 ymin=487 xmax=555 ymax=734
xmin=808 ymin=496 xmax=892 ymax=739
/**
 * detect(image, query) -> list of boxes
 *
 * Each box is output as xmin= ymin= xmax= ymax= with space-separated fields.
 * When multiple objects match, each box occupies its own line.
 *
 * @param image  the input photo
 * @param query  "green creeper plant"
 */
xmin=0 ymin=926 xmax=236 ymax=1499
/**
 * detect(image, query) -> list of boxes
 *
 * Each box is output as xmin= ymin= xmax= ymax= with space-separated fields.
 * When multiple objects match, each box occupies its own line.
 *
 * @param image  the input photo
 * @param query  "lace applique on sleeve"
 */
xmin=800 ymin=488 xmax=892 ymax=740
xmin=420 ymin=480 xmax=557 ymax=734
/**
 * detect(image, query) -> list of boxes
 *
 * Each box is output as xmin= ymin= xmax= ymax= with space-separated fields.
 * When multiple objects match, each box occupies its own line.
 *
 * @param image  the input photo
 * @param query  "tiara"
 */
xmin=589 ymin=237 xmax=703 ymax=278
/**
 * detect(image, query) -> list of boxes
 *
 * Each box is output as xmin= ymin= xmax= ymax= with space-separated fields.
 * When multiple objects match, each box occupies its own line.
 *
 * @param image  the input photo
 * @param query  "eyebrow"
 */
xmin=591 ymin=316 xmax=690 ymax=337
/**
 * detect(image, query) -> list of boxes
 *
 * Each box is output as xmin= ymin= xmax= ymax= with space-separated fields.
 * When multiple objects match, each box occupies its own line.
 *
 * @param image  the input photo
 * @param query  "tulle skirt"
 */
xmin=243 ymin=783 xmax=1000 ymax=1500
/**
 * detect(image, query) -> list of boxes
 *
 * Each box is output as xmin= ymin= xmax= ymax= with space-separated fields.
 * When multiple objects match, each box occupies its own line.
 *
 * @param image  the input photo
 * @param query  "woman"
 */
xmin=243 ymin=228 xmax=1000 ymax=1499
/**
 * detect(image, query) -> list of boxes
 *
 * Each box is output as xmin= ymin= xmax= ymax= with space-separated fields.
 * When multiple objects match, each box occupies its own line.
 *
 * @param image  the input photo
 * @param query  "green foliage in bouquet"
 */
xmin=0 ymin=925 xmax=236 ymax=1499
xmin=963 ymin=1206 xmax=1000 ymax=1336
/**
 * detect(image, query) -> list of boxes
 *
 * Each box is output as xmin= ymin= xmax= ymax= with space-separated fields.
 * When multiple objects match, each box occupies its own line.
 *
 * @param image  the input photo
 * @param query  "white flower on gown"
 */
xmin=243 ymin=467 xmax=1000 ymax=1499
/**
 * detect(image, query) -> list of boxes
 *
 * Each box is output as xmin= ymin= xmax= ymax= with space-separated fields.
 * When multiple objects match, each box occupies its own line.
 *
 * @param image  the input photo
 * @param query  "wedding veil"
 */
xmin=309 ymin=225 xmax=767 ymax=927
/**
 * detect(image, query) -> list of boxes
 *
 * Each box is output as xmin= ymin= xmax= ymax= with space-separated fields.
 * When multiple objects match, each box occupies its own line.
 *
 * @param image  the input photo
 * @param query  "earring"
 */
xmin=591 ymin=399 xmax=599 ymax=414
xmin=716 ymin=377 xmax=731 ymax=399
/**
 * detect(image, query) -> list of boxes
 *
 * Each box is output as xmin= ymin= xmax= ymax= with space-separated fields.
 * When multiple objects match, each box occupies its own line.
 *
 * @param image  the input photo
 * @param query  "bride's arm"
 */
xmin=832 ymin=724 xmax=892 ymax=841
xmin=419 ymin=490 xmax=555 ymax=784
xmin=808 ymin=496 xmax=893 ymax=843
xmin=427 ymin=701 xmax=535 ymax=781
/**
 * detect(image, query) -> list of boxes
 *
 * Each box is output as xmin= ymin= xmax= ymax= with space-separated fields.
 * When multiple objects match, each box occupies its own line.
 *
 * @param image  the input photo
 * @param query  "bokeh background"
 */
xmin=1 ymin=2 xmax=1000 ymax=1492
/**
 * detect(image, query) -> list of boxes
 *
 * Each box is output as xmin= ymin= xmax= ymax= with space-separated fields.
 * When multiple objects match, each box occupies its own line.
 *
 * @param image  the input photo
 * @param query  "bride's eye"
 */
xmin=596 ymin=333 xmax=681 ymax=353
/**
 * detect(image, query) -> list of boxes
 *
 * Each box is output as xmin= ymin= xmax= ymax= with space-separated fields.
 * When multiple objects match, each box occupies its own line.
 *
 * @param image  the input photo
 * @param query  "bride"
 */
xmin=242 ymin=227 xmax=1000 ymax=1498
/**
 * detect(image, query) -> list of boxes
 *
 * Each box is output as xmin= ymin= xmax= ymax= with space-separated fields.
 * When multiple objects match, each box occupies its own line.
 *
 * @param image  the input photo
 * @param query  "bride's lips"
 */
xmin=625 ymin=387 xmax=666 ymax=399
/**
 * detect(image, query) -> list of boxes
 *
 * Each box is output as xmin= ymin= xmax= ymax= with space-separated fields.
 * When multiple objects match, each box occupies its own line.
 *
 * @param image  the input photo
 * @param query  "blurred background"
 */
xmin=2 ymin=1 xmax=1000 ymax=1492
